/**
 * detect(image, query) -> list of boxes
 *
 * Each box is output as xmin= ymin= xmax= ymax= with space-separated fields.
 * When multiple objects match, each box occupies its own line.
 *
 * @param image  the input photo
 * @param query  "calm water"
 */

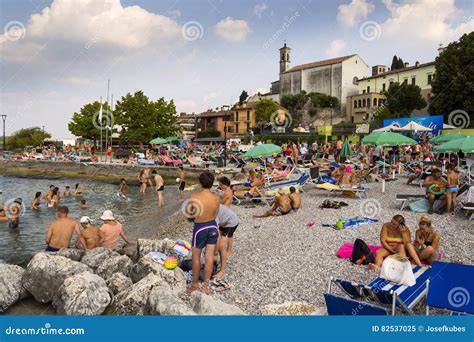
xmin=0 ymin=175 xmax=185 ymax=265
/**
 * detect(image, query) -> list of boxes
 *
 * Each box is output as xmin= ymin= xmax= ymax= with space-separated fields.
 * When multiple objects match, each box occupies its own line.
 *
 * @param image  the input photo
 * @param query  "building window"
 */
xmin=373 ymin=98 xmax=377 ymax=106
xmin=354 ymin=100 xmax=357 ymax=108
xmin=427 ymin=74 xmax=432 ymax=84
xmin=362 ymin=89 xmax=366 ymax=94
xmin=378 ymin=98 xmax=384 ymax=106
xmin=246 ymin=110 xmax=250 ymax=121
xmin=235 ymin=112 xmax=239 ymax=122
xmin=235 ymin=123 xmax=239 ymax=133
xmin=382 ymin=83 xmax=386 ymax=92
xmin=362 ymin=99 xmax=366 ymax=107
xmin=411 ymin=77 xmax=416 ymax=85
xmin=367 ymin=98 xmax=371 ymax=108
xmin=358 ymin=99 xmax=362 ymax=108
xmin=367 ymin=86 xmax=370 ymax=93
xmin=389 ymin=81 xmax=394 ymax=87
xmin=403 ymin=79 xmax=408 ymax=84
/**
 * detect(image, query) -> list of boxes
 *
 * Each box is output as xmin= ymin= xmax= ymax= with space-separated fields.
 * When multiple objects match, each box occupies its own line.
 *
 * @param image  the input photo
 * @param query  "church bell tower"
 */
xmin=279 ymin=42 xmax=291 ymax=74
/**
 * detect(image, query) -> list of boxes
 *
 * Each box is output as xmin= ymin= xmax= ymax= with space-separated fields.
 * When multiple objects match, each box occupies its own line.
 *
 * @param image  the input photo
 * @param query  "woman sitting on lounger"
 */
xmin=408 ymin=215 xmax=440 ymax=265
xmin=368 ymin=215 xmax=412 ymax=270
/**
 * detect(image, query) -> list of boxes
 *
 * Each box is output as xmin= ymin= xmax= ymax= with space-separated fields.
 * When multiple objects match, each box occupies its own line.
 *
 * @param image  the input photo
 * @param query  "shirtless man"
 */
xmin=254 ymin=188 xmax=292 ymax=218
xmin=76 ymin=216 xmax=103 ymax=250
xmin=44 ymin=206 xmax=87 ymax=251
xmin=218 ymin=176 xmax=233 ymax=207
xmin=178 ymin=166 xmax=186 ymax=201
xmin=423 ymin=168 xmax=447 ymax=214
xmin=288 ymin=186 xmax=301 ymax=210
xmin=152 ymin=170 xmax=165 ymax=207
xmin=186 ymin=171 xmax=220 ymax=295
xmin=63 ymin=186 xmax=72 ymax=197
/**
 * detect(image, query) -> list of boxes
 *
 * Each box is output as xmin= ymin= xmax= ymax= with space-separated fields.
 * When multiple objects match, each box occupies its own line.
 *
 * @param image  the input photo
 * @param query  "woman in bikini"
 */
xmin=49 ymin=187 xmax=60 ymax=207
xmin=408 ymin=215 xmax=440 ymax=265
xmin=368 ymin=215 xmax=412 ymax=270
xmin=31 ymin=192 xmax=42 ymax=210
xmin=138 ymin=169 xmax=147 ymax=194
xmin=446 ymin=163 xmax=460 ymax=215
xmin=75 ymin=183 xmax=84 ymax=196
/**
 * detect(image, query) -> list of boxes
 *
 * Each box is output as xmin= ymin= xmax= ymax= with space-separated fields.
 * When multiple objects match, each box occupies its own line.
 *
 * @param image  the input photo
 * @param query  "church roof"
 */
xmin=282 ymin=54 xmax=357 ymax=74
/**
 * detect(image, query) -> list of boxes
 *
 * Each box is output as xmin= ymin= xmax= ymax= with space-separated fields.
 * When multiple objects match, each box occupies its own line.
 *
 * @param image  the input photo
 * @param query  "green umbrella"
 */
xmin=362 ymin=132 xmax=416 ymax=146
xmin=430 ymin=133 xmax=467 ymax=144
xmin=434 ymin=136 xmax=474 ymax=153
xmin=243 ymin=144 xmax=282 ymax=159
xmin=339 ymin=139 xmax=353 ymax=158
xmin=165 ymin=136 xmax=178 ymax=142
xmin=149 ymin=137 xmax=167 ymax=145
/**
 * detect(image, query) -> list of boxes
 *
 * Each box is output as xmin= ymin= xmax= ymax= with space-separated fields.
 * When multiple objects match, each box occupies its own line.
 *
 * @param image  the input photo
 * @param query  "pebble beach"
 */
xmin=155 ymin=177 xmax=474 ymax=315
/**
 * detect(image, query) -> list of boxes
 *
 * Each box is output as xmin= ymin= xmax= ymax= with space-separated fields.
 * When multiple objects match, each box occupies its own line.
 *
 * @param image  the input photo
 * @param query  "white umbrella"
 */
xmin=373 ymin=124 xmax=400 ymax=132
xmin=443 ymin=123 xmax=457 ymax=130
xmin=394 ymin=121 xmax=432 ymax=132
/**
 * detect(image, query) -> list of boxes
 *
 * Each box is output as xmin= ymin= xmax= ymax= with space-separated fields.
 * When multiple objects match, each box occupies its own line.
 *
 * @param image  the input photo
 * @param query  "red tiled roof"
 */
xmin=282 ymin=54 xmax=357 ymax=73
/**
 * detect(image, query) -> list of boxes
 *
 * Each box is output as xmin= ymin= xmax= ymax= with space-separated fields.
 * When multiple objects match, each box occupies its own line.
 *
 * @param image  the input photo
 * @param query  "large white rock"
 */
xmin=81 ymin=248 xmax=116 ymax=270
xmin=96 ymin=254 xmax=132 ymax=280
xmin=55 ymin=248 xmax=85 ymax=262
xmin=22 ymin=253 xmax=91 ymax=303
xmin=111 ymin=273 xmax=166 ymax=315
xmin=129 ymin=255 xmax=186 ymax=294
xmin=146 ymin=285 xmax=195 ymax=316
xmin=190 ymin=292 xmax=246 ymax=315
xmin=106 ymin=272 xmax=133 ymax=295
xmin=0 ymin=264 xmax=27 ymax=312
xmin=53 ymin=271 xmax=112 ymax=315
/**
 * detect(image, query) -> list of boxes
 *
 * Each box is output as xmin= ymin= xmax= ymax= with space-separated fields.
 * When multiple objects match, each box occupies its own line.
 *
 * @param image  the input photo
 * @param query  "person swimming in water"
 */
xmin=75 ymin=183 xmax=84 ymax=196
xmin=117 ymin=178 xmax=128 ymax=200
xmin=63 ymin=186 xmax=72 ymax=197
xmin=32 ymin=192 xmax=42 ymax=210
xmin=152 ymin=170 xmax=164 ymax=207
xmin=138 ymin=169 xmax=147 ymax=194
xmin=79 ymin=199 xmax=88 ymax=208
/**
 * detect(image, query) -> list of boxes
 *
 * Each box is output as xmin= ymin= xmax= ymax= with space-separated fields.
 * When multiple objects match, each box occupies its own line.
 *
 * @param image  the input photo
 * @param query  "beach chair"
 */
xmin=396 ymin=194 xmax=427 ymax=210
xmin=404 ymin=183 xmax=470 ymax=212
xmin=315 ymin=183 xmax=369 ymax=199
xmin=426 ymin=261 xmax=474 ymax=315
xmin=327 ymin=265 xmax=431 ymax=315
xmin=324 ymin=293 xmax=389 ymax=316
xmin=138 ymin=159 xmax=155 ymax=166
xmin=187 ymin=156 xmax=203 ymax=168
xmin=195 ymin=156 xmax=215 ymax=168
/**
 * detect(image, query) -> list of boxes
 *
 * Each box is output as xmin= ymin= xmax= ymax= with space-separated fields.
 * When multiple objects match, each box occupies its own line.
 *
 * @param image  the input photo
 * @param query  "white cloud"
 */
xmin=325 ymin=39 xmax=347 ymax=57
xmin=337 ymin=0 xmax=375 ymax=27
xmin=379 ymin=0 xmax=474 ymax=44
xmin=214 ymin=17 xmax=251 ymax=43
xmin=203 ymin=91 xmax=222 ymax=102
xmin=175 ymin=99 xmax=198 ymax=113
xmin=254 ymin=1 xmax=268 ymax=18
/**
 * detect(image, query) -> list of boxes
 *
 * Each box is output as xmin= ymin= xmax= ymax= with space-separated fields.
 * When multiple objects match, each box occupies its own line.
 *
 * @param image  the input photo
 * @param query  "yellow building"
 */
xmin=347 ymin=61 xmax=436 ymax=123
xmin=232 ymin=101 xmax=288 ymax=136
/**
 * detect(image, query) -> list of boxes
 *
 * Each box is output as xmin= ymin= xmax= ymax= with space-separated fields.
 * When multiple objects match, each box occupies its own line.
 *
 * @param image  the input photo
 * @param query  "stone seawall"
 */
xmin=0 ymin=160 xmax=210 ymax=184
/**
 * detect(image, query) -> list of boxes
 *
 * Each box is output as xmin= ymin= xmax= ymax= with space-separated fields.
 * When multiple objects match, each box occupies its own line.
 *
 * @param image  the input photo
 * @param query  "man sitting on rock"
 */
xmin=45 ymin=206 xmax=87 ymax=251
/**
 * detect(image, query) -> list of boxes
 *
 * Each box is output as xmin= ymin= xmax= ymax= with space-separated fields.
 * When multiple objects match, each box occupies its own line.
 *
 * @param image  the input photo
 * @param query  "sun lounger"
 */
xmin=403 ymin=183 xmax=470 ymax=212
xmin=161 ymin=155 xmax=182 ymax=166
xmin=327 ymin=265 xmax=431 ymax=315
xmin=315 ymin=183 xmax=369 ymax=199
xmin=187 ymin=156 xmax=203 ymax=167
xmin=195 ymin=156 xmax=216 ymax=168
xmin=324 ymin=293 xmax=389 ymax=316
xmin=267 ymin=174 xmax=310 ymax=190
xmin=138 ymin=159 xmax=155 ymax=166
xmin=396 ymin=194 xmax=427 ymax=210
xmin=426 ymin=261 xmax=474 ymax=315
xmin=461 ymin=203 xmax=474 ymax=220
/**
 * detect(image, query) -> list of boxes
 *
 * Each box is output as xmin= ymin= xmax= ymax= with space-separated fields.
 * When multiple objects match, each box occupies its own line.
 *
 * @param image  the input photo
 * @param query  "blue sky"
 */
xmin=0 ymin=0 xmax=473 ymax=137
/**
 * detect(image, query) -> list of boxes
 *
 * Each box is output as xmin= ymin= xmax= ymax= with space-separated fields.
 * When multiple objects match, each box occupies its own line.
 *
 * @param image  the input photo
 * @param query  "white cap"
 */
xmin=80 ymin=216 xmax=92 ymax=224
xmin=100 ymin=210 xmax=115 ymax=221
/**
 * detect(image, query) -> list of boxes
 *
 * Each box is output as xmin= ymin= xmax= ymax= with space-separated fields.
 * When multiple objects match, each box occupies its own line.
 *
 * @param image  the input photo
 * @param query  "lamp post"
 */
xmin=222 ymin=105 xmax=230 ymax=167
xmin=1 ymin=115 xmax=6 ymax=153
xmin=42 ymin=125 xmax=45 ymax=149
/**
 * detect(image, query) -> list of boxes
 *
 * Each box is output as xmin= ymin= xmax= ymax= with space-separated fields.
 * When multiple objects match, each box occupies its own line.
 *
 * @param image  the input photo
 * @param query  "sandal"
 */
xmin=211 ymin=279 xmax=231 ymax=292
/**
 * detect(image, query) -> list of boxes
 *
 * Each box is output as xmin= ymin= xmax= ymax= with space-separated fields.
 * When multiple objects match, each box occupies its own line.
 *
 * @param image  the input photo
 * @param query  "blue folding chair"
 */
xmin=426 ymin=261 xmax=474 ymax=315
xmin=324 ymin=293 xmax=389 ymax=316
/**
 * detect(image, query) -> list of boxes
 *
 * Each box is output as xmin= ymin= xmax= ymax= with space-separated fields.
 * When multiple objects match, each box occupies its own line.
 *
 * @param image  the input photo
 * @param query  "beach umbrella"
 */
xmin=243 ymin=144 xmax=281 ymax=159
xmin=165 ymin=136 xmax=178 ymax=142
xmin=372 ymin=124 xmax=400 ymax=132
xmin=443 ymin=123 xmax=457 ymax=130
xmin=149 ymin=137 xmax=167 ymax=145
xmin=434 ymin=136 xmax=474 ymax=153
xmin=394 ymin=121 xmax=432 ymax=132
xmin=430 ymin=133 xmax=467 ymax=144
xmin=362 ymin=132 xmax=416 ymax=146
xmin=339 ymin=139 xmax=353 ymax=159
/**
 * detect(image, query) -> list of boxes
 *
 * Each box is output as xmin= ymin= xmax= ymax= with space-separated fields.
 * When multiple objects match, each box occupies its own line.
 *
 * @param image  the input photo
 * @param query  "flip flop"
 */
xmin=211 ymin=279 xmax=231 ymax=292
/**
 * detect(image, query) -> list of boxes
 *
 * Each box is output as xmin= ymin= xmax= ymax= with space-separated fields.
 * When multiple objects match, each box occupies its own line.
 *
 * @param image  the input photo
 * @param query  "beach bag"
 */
xmin=179 ymin=259 xmax=217 ymax=281
xmin=350 ymin=239 xmax=374 ymax=265
xmin=380 ymin=254 xmax=416 ymax=286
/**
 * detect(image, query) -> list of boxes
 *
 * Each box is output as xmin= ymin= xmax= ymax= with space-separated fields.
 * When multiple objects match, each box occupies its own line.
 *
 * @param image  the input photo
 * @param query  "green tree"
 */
xmin=114 ymin=91 xmax=178 ymax=147
xmin=390 ymin=55 xmax=406 ymax=70
xmin=429 ymin=32 xmax=474 ymax=127
xmin=198 ymin=128 xmax=220 ymax=138
xmin=68 ymin=101 xmax=111 ymax=141
xmin=280 ymin=91 xmax=309 ymax=110
xmin=383 ymin=82 xmax=427 ymax=116
xmin=7 ymin=127 xmax=51 ymax=149
xmin=239 ymin=90 xmax=249 ymax=104
xmin=371 ymin=106 xmax=393 ymax=126
xmin=309 ymin=92 xmax=339 ymax=108
xmin=255 ymin=99 xmax=279 ymax=124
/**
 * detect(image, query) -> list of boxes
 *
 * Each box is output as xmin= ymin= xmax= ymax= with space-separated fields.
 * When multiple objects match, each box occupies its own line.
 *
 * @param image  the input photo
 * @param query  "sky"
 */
xmin=0 ymin=0 xmax=473 ymax=138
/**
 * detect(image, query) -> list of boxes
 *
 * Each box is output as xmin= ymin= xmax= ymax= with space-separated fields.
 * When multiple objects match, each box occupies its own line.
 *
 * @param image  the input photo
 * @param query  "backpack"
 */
xmin=351 ymin=239 xmax=374 ymax=265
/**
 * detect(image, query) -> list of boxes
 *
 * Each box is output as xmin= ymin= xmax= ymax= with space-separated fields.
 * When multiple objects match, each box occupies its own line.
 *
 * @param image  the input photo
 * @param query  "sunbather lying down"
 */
xmin=253 ymin=188 xmax=293 ymax=218
xmin=233 ymin=186 xmax=265 ymax=199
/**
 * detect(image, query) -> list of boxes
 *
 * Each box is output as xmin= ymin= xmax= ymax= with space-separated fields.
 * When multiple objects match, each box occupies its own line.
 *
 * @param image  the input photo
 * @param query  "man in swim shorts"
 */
xmin=152 ymin=170 xmax=165 ymax=207
xmin=253 ymin=188 xmax=292 ymax=218
xmin=186 ymin=171 xmax=220 ymax=295
xmin=289 ymin=186 xmax=301 ymax=210
xmin=45 ymin=206 xmax=87 ymax=251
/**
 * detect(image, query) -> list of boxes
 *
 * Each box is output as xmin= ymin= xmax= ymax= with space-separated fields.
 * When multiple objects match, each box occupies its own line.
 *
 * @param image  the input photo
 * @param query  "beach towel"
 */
xmin=335 ymin=217 xmax=379 ymax=229
xmin=408 ymin=199 xmax=441 ymax=213
xmin=337 ymin=242 xmax=382 ymax=259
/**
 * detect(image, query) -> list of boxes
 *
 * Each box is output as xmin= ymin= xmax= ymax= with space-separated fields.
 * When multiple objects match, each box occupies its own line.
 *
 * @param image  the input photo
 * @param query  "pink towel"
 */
xmin=337 ymin=243 xmax=382 ymax=259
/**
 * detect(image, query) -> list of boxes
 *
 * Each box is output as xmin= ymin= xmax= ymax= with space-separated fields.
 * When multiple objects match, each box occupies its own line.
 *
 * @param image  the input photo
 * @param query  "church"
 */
xmin=264 ymin=43 xmax=369 ymax=121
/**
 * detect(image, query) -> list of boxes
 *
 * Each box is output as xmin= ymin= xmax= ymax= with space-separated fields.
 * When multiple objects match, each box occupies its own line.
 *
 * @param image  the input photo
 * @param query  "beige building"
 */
xmin=347 ymin=61 xmax=436 ymax=123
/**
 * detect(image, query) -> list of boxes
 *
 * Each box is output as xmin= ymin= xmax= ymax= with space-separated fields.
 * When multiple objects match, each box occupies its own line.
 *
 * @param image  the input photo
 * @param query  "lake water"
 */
xmin=0 ymin=175 xmax=185 ymax=265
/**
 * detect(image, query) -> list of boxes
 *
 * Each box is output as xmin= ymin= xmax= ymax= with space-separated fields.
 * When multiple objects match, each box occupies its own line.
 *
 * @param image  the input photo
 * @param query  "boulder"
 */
xmin=22 ymin=253 xmax=91 ymax=303
xmin=95 ymin=254 xmax=132 ymax=280
xmin=53 ymin=271 xmax=112 ymax=315
xmin=260 ymin=302 xmax=317 ymax=315
xmin=56 ymin=248 xmax=85 ymax=262
xmin=190 ymin=292 xmax=246 ymax=315
xmin=106 ymin=272 xmax=133 ymax=295
xmin=111 ymin=273 xmax=166 ymax=315
xmin=129 ymin=255 xmax=186 ymax=294
xmin=146 ymin=285 xmax=195 ymax=316
xmin=0 ymin=264 xmax=27 ymax=312
xmin=117 ymin=242 xmax=138 ymax=262
xmin=81 ymin=248 xmax=115 ymax=270
xmin=137 ymin=239 xmax=175 ymax=259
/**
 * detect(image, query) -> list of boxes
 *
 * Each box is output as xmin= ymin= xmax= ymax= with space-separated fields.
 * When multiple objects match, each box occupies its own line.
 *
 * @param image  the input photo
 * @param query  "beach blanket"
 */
xmin=337 ymin=243 xmax=382 ymax=259
xmin=335 ymin=217 xmax=379 ymax=229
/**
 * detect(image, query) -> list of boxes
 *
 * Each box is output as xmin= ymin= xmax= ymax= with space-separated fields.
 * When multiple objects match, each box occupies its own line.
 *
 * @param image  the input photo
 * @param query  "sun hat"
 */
xmin=100 ymin=210 xmax=115 ymax=221
xmin=80 ymin=216 xmax=92 ymax=224
xmin=277 ymin=188 xmax=285 ymax=195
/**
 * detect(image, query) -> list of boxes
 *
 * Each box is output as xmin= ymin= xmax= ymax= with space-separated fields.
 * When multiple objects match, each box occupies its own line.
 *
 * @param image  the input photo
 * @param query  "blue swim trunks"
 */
xmin=192 ymin=220 xmax=218 ymax=249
